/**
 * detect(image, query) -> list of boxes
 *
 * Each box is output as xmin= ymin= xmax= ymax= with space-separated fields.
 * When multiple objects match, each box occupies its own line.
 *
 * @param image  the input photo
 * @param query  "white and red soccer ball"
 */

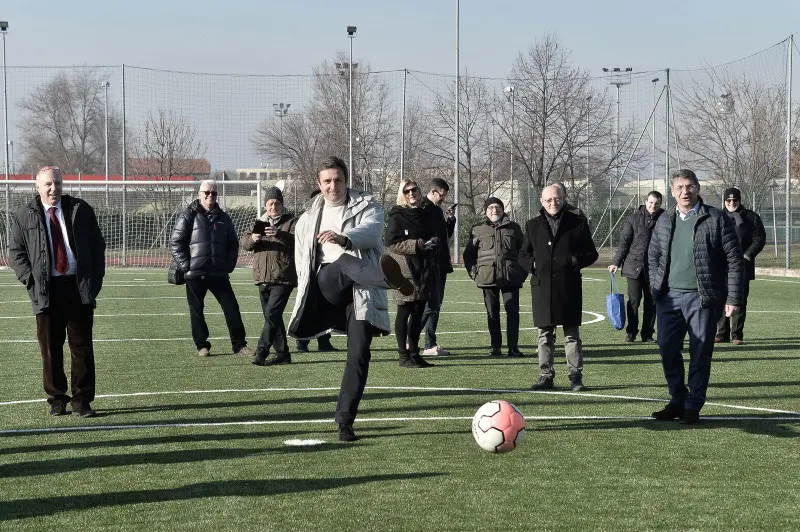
xmin=472 ymin=400 xmax=526 ymax=453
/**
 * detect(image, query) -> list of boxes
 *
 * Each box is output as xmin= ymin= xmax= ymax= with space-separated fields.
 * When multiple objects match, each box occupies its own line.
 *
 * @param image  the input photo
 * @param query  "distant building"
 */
xmin=235 ymin=167 xmax=292 ymax=181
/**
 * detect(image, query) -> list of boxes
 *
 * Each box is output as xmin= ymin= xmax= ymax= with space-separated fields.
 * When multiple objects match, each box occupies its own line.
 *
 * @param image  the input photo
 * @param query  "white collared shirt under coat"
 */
xmin=42 ymin=199 xmax=77 ymax=276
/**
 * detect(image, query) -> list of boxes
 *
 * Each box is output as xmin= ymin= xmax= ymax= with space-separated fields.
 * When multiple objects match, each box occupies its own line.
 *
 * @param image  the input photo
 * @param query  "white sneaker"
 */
xmin=423 ymin=346 xmax=449 ymax=356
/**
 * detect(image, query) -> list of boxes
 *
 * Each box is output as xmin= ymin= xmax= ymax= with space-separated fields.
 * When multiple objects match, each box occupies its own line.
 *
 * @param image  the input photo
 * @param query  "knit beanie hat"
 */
xmin=723 ymin=187 xmax=741 ymax=202
xmin=484 ymin=196 xmax=504 ymax=211
xmin=264 ymin=186 xmax=284 ymax=204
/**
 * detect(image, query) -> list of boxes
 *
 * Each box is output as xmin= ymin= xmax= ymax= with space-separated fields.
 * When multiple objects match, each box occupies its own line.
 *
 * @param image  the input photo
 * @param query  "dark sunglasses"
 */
xmin=403 ymin=187 xmax=419 ymax=195
xmin=201 ymin=190 xmax=218 ymax=197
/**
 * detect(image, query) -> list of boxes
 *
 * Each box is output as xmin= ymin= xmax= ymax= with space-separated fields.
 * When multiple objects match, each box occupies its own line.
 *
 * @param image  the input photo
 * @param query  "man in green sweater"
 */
xmin=647 ymin=169 xmax=744 ymax=425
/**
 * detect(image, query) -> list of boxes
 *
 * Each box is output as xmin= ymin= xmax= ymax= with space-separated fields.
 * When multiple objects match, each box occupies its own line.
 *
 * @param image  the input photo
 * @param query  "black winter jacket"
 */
xmin=726 ymin=206 xmax=765 ymax=281
xmin=648 ymin=199 xmax=744 ymax=308
xmin=463 ymin=216 xmax=527 ymax=289
xmin=420 ymin=197 xmax=456 ymax=274
xmin=611 ymin=205 xmax=664 ymax=279
xmin=170 ymin=200 xmax=239 ymax=280
xmin=9 ymin=195 xmax=106 ymax=314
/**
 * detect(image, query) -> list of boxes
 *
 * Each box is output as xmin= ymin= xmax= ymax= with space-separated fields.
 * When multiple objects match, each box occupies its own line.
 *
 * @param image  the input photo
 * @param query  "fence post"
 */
xmin=121 ymin=64 xmax=127 ymax=266
xmin=784 ymin=35 xmax=793 ymax=269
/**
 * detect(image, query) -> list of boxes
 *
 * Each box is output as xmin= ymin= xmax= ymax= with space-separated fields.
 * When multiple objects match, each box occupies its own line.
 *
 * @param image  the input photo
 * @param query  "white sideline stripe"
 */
xmin=1 ymin=414 xmax=799 ymax=436
xmin=2 ymin=385 xmax=799 ymax=415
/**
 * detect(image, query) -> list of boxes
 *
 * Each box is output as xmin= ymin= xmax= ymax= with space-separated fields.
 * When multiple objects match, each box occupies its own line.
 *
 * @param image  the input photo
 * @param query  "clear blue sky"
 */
xmin=4 ymin=0 xmax=799 ymax=76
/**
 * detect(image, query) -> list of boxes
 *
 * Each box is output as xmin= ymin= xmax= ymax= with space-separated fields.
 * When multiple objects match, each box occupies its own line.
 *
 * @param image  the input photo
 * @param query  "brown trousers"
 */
xmin=35 ymin=276 xmax=96 ymax=408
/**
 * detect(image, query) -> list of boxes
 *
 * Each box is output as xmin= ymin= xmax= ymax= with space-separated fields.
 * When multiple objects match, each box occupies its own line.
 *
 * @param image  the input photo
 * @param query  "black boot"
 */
xmin=399 ymin=351 xmax=421 ymax=368
xmin=411 ymin=350 xmax=434 ymax=368
xmin=255 ymin=352 xmax=292 ymax=366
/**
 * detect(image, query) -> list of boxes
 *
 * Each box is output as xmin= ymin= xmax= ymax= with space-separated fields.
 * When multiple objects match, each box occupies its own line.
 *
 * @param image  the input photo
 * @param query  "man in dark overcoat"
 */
xmin=518 ymin=184 xmax=598 ymax=392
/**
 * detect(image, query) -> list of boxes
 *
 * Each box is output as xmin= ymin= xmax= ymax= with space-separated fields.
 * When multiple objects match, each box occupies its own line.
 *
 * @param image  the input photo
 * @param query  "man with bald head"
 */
xmin=171 ymin=180 xmax=255 ymax=358
xmin=9 ymin=166 xmax=106 ymax=417
xmin=518 ymin=184 xmax=598 ymax=392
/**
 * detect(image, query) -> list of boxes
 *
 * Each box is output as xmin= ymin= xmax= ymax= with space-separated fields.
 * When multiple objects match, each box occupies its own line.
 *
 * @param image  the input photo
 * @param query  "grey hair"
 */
xmin=671 ymin=169 xmax=699 ymax=187
xmin=199 ymin=180 xmax=217 ymax=191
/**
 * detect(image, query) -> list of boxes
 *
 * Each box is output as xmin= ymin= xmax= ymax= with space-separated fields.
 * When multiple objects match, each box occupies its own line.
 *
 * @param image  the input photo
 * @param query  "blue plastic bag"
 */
xmin=606 ymin=273 xmax=626 ymax=331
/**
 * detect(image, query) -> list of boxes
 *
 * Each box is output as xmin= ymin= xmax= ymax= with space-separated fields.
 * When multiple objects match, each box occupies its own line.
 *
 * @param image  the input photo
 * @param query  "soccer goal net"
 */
xmin=0 ymin=180 xmax=266 ymax=269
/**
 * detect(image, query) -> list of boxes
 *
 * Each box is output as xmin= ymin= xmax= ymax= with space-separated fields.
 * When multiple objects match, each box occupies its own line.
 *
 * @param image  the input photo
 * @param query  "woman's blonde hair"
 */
xmin=395 ymin=179 xmax=419 ymax=207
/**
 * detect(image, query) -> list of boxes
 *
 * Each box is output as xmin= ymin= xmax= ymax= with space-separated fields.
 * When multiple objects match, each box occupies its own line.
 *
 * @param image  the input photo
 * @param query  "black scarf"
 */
xmin=384 ymin=205 xmax=434 ymax=247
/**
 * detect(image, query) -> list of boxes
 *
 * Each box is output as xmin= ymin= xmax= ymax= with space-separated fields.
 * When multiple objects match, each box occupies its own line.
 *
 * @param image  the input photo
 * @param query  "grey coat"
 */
xmin=9 ymin=195 xmax=106 ymax=315
xmin=648 ymin=200 xmax=744 ymax=308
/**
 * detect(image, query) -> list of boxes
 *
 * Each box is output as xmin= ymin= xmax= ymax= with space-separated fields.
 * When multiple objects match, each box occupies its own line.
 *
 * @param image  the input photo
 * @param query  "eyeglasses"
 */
xmin=201 ymin=190 xmax=218 ymax=197
xmin=403 ymin=187 xmax=419 ymax=195
xmin=674 ymin=184 xmax=698 ymax=192
xmin=486 ymin=205 xmax=502 ymax=211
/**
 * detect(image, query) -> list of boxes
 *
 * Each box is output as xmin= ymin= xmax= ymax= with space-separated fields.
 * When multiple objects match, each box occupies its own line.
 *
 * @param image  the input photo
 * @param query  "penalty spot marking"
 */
xmin=285 ymin=439 xmax=327 ymax=446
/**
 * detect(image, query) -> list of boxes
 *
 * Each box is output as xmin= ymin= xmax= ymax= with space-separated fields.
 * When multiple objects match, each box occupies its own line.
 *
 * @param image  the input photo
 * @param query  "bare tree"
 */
xmin=251 ymin=53 xmax=402 ymax=208
xmin=18 ymin=69 xmax=122 ymax=174
xmin=674 ymin=74 xmax=800 ymax=209
xmin=496 ymin=34 xmax=633 ymax=213
xmin=129 ymin=108 xmax=206 ymax=248
xmin=424 ymin=72 xmax=492 ymax=215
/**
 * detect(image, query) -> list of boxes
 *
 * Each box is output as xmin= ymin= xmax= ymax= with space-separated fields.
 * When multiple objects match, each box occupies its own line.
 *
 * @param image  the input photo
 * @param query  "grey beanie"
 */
xmin=264 ymin=186 xmax=284 ymax=204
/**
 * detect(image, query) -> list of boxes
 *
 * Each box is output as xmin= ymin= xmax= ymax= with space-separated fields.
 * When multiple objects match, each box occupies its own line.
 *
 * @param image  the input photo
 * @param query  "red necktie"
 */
xmin=49 ymin=208 xmax=69 ymax=275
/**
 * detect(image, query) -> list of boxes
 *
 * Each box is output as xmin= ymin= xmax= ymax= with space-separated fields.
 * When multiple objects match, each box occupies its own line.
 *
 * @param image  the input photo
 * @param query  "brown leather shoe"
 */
xmin=732 ymin=339 xmax=744 ymax=345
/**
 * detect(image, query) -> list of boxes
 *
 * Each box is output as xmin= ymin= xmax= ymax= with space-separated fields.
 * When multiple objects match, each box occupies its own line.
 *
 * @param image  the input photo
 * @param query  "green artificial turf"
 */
xmin=0 ymin=267 xmax=798 ymax=531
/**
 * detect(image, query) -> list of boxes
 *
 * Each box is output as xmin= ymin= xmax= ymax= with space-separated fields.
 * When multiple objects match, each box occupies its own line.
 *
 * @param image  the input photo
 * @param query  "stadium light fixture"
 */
xmin=273 ymin=103 xmax=291 ymax=177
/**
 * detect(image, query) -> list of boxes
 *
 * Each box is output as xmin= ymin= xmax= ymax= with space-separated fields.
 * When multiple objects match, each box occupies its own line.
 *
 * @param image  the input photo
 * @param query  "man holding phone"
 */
xmin=418 ymin=178 xmax=456 ymax=356
xmin=242 ymin=186 xmax=297 ymax=366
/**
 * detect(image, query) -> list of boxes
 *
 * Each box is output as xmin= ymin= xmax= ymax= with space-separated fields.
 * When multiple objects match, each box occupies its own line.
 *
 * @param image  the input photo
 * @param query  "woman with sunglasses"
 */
xmin=385 ymin=179 xmax=440 ymax=368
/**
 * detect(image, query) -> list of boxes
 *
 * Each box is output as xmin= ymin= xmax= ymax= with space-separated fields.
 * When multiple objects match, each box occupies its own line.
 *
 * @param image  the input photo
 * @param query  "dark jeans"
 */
xmin=257 ymin=283 xmax=293 ymax=356
xmin=656 ymin=290 xmax=723 ymax=411
xmin=186 ymin=277 xmax=248 ymax=352
xmin=35 ymin=276 xmax=96 ymax=409
xmin=420 ymin=272 xmax=448 ymax=348
xmin=716 ymin=278 xmax=751 ymax=341
xmin=482 ymin=287 xmax=520 ymax=350
xmin=396 ymin=301 xmax=426 ymax=353
xmin=315 ymin=257 xmax=381 ymax=426
xmin=626 ymin=275 xmax=655 ymax=340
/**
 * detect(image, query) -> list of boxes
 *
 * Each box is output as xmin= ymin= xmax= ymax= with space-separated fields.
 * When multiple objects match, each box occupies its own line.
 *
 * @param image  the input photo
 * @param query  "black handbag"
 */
xmin=167 ymin=259 xmax=185 ymax=285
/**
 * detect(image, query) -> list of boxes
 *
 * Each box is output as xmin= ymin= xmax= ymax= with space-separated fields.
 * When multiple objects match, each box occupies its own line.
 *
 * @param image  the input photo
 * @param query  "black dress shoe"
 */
xmin=411 ymin=353 xmax=434 ymax=368
xmin=488 ymin=348 xmax=503 ymax=357
xmin=652 ymin=402 xmax=684 ymax=421
xmin=642 ymin=337 xmax=656 ymax=343
xmin=49 ymin=402 xmax=67 ymax=416
xmin=296 ymin=342 xmax=309 ymax=353
xmin=72 ymin=406 xmax=96 ymax=418
xmin=625 ymin=334 xmax=636 ymax=342
xmin=569 ymin=377 xmax=586 ymax=392
xmin=680 ymin=409 xmax=700 ymax=425
xmin=257 ymin=353 xmax=292 ymax=366
xmin=507 ymin=348 xmax=525 ymax=357
xmin=338 ymin=424 xmax=358 ymax=442
xmin=317 ymin=343 xmax=339 ymax=352
xmin=531 ymin=376 xmax=554 ymax=390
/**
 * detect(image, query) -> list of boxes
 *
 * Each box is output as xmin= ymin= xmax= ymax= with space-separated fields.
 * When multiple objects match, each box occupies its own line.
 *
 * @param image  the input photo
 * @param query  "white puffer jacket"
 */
xmin=288 ymin=190 xmax=390 ymax=338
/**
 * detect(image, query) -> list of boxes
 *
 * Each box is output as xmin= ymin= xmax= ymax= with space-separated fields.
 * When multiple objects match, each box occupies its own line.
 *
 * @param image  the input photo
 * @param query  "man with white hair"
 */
xmin=9 ymin=166 xmax=106 ymax=417
xmin=519 ymin=184 xmax=598 ymax=392
xmin=171 ymin=180 xmax=254 ymax=358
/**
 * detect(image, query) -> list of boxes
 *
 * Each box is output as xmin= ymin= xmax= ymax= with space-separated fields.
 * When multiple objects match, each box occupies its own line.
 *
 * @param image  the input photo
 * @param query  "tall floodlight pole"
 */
xmin=273 ymin=103 xmax=290 ymax=177
xmin=400 ymin=69 xmax=407 ymax=181
xmin=785 ymin=35 xmax=793 ymax=269
xmin=347 ymin=25 xmax=357 ymax=188
xmin=504 ymin=86 xmax=515 ymax=220
xmin=454 ymin=0 xmax=461 ymax=263
xmin=602 ymin=66 xmax=632 ymax=248
xmin=664 ymin=68 xmax=671 ymax=210
xmin=1 ymin=21 xmax=9 ymax=246
xmin=586 ymin=95 xmax=591 ymax=214
xmin=7 ymin=140 xmax=12 ymax=174
xmin=652 ymin=77 xmax=659 ymax=192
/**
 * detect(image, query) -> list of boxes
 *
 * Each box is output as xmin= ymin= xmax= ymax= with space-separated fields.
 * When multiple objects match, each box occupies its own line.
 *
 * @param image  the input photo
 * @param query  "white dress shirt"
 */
xmin=42 ymin=200 xmax=77 ymax=276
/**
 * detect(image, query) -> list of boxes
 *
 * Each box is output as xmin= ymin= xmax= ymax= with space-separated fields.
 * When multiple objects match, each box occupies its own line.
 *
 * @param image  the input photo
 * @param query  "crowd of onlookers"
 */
xmin=9 ymin=159 xmax=761 ymax=439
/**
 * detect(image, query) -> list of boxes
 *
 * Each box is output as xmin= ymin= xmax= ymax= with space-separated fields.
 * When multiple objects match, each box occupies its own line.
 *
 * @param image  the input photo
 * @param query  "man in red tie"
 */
xmin=9 ymin=166 xmax=106 ymax=417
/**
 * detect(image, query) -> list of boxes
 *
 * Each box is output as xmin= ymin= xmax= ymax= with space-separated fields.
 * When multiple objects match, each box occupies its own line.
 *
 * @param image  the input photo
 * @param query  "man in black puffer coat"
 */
xmin=609 ymin=191 xmax=664 ymax=343
xmin=171 ymin=180 xmax=254 ymax=358
xmin=648 ymin=170 xmax=744 ymax=425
